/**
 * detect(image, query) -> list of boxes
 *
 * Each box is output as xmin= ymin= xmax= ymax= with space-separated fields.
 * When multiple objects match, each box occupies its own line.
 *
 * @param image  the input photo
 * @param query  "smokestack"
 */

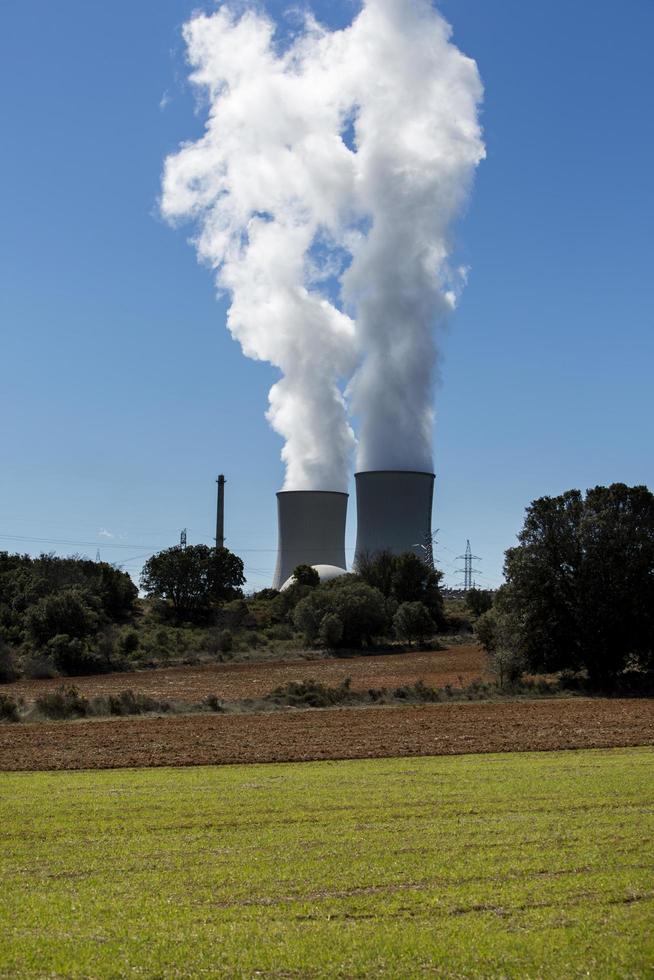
xmin=354 ymin=470 xmax=435 ymax=567
xmin=215 ymin=474 xmax=225 ymax=549
xmin=272 ymin=491 xmax=348 ymax=590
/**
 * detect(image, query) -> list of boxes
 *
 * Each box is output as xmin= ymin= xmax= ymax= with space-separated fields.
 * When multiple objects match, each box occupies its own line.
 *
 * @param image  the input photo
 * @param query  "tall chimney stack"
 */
xmin=215 ymin=474 xmax=226 ymax=549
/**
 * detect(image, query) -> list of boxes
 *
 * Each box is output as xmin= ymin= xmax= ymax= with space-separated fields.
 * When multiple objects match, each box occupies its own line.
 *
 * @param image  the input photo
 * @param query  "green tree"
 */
xmin=292 ymin=565 xmax=320 ymax=588
xmin=501 ymin=484 xmax=654 ymax=684
xmin=393 ymin=601 xmax=434 ymax=646
xmin=292 ymin=597 xmax=321 ymax=644
xmin=140 ymin=545 xmax=244 ymax=622
xmin=292 ymin=580 xmax=387 ymax=649
xmin=357 ymin=550 xmax=445 ymax=626
xmin=25 ymin=588 xmax=102 ymax=647
xmin=475 ymin=607 xmax=524 ymax=688
xmin=465 ymin=588 xmax=494 ymax=618
xmin=318 ymin=612 xmax=343 ymax=649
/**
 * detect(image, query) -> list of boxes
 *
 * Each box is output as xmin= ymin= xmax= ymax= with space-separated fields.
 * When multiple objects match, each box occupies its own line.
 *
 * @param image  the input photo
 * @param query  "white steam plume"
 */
xmin=161 ymin=0 xmax=484 ymax=486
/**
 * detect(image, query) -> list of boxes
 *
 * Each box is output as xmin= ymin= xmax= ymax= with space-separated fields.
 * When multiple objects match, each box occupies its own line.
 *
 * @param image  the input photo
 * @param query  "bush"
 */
xmin=217 ymin=629 xmax=233 ymax=654
xmin=291 ymin=565 xmax=320 ymax=588
xmin=475 ymin=609 xmax=498 ymax=653
xmin=393 ymin=602 xmax=434 ymax=646
xmin=120 ymin=629 xmax=140 ymax=655
xmin=319 ymin=613 xmax=343 ymax=649
xmin=465 ymin=589 xmax=494 ymax=618
xmin=244 ymin=631 xmax=267 ymax=649
xmin=0 ymin=641 xmax=19 ymax=683
xmin=45 ymin=635 xmax=105 ymax=676
xmin=324 ymin=581 xmax=388 ymax=647
xmin=25 ymin=588 xmax=102 ymax=648
xmin=489 ymin=647 xmax=526 ymax=688
xmin=293 ymin=599 xmax=321 ymax=644
xmin=266 ymin=678 xmax=355 ymax=708
xmin=35 ymin=685 xmax=88 ymax=720
xmin=0 ymin=693 xmax=20 ymax=722
xmin=22 ymin=655 xmax=58 ymax=680
xmin=92 ymin=690 xmax=171 ymax=716
xmin=265 ymin=623 xmax=294 ymax=642
xmin=204 ymin=695 xmax=225 ymax=712
xmin=220 ymin=599 xmax=252 ymax=630
xmin=357 ymin=550 xmax=445 ymax=626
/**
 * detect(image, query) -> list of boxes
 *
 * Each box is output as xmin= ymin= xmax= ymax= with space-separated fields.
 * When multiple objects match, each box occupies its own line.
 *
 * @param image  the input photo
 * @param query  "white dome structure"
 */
xmin=280 ymin=563 xmax=348 ymax=591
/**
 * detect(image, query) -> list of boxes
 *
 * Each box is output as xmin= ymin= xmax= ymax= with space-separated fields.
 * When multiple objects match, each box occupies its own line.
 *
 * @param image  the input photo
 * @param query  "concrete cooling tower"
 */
xmin=272 ymin=491 xmax=348 ymax=590
xmin=354 ymin=470 xmax=435 ymax=567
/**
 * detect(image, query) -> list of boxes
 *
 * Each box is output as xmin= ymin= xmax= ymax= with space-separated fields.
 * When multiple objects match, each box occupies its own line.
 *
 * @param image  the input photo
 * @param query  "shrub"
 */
xmin=0 ymin=693 xmax=20 ymax=722
xmin=220 ymin=599 xmax=251 ymax=630
xmin=319 ymin=613 xmax=343 ymax=649
xmin=292 ymin=599 xmax=321 ymax=644
xmin=204 ymin=695 xmax=224 ymax=712
xmin=0 ymin=641 xmax=19 ymax=683
xmin=103 ymin=690 xmax=170 ymax=716
xmin=357 ymin=550 xmax=445 ymax=626
xmin=489 ymin=647 xmax=526 ymax=688
xmin=265 ymin=623 xmax=294 ymax=642
xmin=391 ymin=680 xmax=440 ymax=703
xmin=36 ymin=685 xmax=88 ymax=720
xmin=465 ymin=588 xmax=494 ymax=618
xmin=325 ymin=581 xmax=388 ymax=647
xmin=393 ymin=602 xmax=434 ymax=646
xmin=45 ymin=635 xmax=105 ymax=676
xmin=244 ymin=631 xmax=267 ymax=649
xmin=291 ymin=565 xmax=320 ymax=588
xmin=217 ymin=629 xmax=233 ymax=654
xmin=475 ymin=609 xmax=498 ymax=653
xmin=120 ymin=629 xmax=140 ymax=655
xmin=22 ymin=655 xmax=58 ymax=679
xmin=266 ymin=678 xmax=356 ymax=708
xmin=25 ymin=588 xmax=102 ymax=647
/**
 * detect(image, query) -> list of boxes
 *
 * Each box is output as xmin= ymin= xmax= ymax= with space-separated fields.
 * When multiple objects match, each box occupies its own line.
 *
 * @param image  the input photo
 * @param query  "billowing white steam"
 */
xmin=162 ymin=0 xmax=484 ymax=488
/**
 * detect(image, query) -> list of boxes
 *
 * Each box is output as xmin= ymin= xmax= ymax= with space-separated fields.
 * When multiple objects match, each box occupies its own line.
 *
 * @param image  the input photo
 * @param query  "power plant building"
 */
xmin=272 ymin=490 xmax=348 ymax=590
xmin=271 ymin=470 xmax=435 ymax=589
xmin=353 ymin=470 xmax=435 ymax=568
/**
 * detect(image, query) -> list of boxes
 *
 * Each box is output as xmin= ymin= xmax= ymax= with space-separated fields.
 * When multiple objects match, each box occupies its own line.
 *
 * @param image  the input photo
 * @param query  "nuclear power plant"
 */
xmin=272 ymin=470 xmax=435 ymax=588
xmin=272 ymin=490 xmax=349 ymax=590
xmin=354 ymin=470 xmax=435 ymax=567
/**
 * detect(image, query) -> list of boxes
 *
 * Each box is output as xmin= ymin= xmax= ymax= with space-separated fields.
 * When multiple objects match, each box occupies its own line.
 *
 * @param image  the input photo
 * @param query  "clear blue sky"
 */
xmin=1 ymin=0 xmax=652 ymax=590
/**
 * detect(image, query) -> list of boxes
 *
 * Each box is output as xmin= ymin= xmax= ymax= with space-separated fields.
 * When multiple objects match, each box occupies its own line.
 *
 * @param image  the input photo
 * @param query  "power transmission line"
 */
xmin=455 ymin=539 xmax=482 ymax=590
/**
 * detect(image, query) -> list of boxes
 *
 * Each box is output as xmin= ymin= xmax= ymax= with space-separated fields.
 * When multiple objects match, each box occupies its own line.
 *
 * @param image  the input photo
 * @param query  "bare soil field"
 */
xmin=6 ymin=644 xmax=488 ymax=704
xmin=1 ymin=698 xmax=652 ymax=771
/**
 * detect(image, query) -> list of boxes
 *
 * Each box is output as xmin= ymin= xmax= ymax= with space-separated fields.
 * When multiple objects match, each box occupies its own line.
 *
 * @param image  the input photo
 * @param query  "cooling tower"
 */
xmin=354 ymin=470 xmax=435 ymax=567
xmin=272 ymin=491 xmax=348 ymax=590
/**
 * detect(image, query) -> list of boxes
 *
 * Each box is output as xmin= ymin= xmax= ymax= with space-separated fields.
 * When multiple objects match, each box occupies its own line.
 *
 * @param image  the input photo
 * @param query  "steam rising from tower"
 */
xmin=161 ymin=0 xmax=484 ymax=489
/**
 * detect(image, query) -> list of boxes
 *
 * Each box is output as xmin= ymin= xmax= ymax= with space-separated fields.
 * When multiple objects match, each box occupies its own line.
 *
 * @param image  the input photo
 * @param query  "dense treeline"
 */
xmin=0 ymin=546 xmax=450 ymax=682
xmin=0 ymin=553 xmax=138 ymax=678
xmin=477 ymin=483 xmax=654 ymax=690
xmin=2 ymin=482 xmax=652 ymax=692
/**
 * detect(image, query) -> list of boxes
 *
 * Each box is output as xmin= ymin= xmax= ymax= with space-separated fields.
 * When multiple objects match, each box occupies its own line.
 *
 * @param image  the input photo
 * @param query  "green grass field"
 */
xmin=1 ymin=748 xmax=652 ymax=978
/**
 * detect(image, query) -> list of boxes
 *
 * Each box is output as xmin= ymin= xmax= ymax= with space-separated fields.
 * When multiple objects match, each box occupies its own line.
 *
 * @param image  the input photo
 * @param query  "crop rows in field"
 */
xmin=3 ymin=644 xmax=488 ymax=705
xmin=1 ymin=697 xmax=652 ymax=771
xmin=1 ymin=749 xmax=653 ymax=977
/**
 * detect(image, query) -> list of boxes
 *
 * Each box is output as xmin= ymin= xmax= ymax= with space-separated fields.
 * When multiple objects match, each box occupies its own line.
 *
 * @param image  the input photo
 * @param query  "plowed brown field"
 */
xmin=6 ymin=645 xmax=488 ymax=704
xmin=1 ymin=698 xmax=652 ymax=771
